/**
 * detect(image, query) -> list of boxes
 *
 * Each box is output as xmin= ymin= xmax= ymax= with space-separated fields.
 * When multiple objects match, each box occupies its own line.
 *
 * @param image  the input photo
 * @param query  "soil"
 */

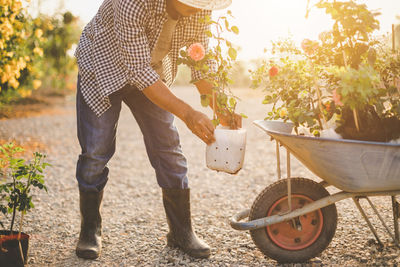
xmin=336 ymin=106 xmax=400 ymax=142
xmin=0 ymin=93 xmax=71 ymax=121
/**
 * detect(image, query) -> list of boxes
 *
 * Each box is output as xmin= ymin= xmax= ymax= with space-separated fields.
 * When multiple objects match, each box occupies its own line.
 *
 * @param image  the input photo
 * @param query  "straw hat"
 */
xmin=177 ymin=0 xmax=232 ymax=10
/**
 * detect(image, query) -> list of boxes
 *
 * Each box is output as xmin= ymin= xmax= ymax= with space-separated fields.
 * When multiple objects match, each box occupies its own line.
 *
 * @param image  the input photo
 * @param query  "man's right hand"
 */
xmin=183 ymin=109 xmax=215 ymax=145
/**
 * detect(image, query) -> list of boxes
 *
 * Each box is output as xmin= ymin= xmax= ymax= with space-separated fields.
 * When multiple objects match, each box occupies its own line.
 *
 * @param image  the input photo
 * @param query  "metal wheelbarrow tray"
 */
xmin=230 ymin=120 xmax=400 ymax=263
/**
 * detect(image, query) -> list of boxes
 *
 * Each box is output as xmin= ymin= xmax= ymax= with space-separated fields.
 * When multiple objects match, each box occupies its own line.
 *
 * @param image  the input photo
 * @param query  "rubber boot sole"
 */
xmin=76 ymin=248 xmax=100 ymax=260
xmin=167 ymin=234 xmax=210 ymax=259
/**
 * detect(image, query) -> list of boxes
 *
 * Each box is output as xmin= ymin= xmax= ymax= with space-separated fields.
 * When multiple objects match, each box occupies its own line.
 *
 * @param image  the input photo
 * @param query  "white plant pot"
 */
xmin=206 ymin=128 xmax=247 ymax=174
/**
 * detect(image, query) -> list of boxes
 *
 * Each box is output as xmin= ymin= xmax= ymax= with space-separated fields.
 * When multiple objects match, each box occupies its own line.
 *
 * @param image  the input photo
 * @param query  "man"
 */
xmin=74 ymin=0 xmax=241 ymax=260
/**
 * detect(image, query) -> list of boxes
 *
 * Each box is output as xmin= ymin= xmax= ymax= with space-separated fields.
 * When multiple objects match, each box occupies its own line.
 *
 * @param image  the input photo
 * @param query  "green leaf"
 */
xmin=202 ymin=65 xmax=209 ymax=72
xmin=205 ymin=30 xmax=212 ymax=37
xmin=190 ymin=79 xmax=200 ymax=83
xmin=217 ymin=94 xmax=228 ymax=105
xmin=179 ymin=50 xmax=187 ymax=57
xmin=200 ymin=95 xmax=210 ymax=107
xmin=224 ymin=19 xmax=230 ymax=31
xmin=229 ymin=97 xmax=237 ymax=107
xmin=240 ymin=113 xmax=248 ymax=118
xmin=231 ymin=26 xmax=239 ymax=34
xmin=212 ymin=118 xmax=220 ymax=127
xmin=228 ymin=47 xmax=237 ymax=60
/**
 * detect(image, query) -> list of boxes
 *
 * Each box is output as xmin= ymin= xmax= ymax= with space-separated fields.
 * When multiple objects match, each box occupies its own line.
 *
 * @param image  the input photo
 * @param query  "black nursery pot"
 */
xmin=0 ymin=230 xmax=29 ymax=267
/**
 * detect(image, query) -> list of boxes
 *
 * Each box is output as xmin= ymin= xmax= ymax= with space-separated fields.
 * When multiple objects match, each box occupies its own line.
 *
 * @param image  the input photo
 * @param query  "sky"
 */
xmin=31 ymin=0 xmax=400 ymax=60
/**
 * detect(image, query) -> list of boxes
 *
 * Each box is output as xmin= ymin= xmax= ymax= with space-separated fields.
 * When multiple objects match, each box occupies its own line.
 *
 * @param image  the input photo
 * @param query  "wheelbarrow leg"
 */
xmin=275 ymin=140 xmax=281 ymax=180
xmin=352 ymin=197 xmax=383 ymax=247
xmin=365 ymin=197 xmax=397 ymax=245
xmin=391 ymin=196 xmax=399 ymax=246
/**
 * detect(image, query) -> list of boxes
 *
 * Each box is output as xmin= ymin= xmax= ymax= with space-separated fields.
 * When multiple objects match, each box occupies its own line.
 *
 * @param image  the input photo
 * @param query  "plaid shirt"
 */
xmin=75 ymin=0 xmax=212 ymax=116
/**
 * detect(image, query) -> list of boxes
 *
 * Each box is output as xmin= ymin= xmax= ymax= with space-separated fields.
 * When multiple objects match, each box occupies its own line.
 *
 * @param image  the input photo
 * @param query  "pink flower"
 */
xmin=324 ymin=101 xmax=331 ymax=112
xmin=332 ymin=89 xmax=343 ymax=106
xmin=269 ymin=66 xmax=279 ymax=77
xmin=301 ymin=39 xmax=318 ymax=56
xmin=188 ymin=43 xmax=205 ymax=61
xmin=301 ymin=39 xmax=312 ymax=50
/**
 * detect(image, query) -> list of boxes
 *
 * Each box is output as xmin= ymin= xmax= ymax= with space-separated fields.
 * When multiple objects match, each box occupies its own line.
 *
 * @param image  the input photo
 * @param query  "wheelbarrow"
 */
xmin=230 ymin=120 xmax=400 ymax=263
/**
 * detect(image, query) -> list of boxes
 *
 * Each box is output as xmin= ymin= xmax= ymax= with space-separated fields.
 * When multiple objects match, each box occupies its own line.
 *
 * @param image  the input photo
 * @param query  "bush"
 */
xmin=0 ymin=0 xmax=46 ymax=102
xmin=36 ymin=11 xmax=81 ymax=93
xmin=0 ymin=1 xmax=81 ymax=105
xmin=251 ymin=0 xmax=400 ymax=142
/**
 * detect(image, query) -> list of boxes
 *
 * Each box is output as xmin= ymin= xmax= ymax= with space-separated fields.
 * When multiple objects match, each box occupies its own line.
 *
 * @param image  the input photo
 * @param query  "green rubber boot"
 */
xmin=162 ymin=188 xmax=210 ymax=259
xmin=76 ymin=190 xmax=103 ymax=259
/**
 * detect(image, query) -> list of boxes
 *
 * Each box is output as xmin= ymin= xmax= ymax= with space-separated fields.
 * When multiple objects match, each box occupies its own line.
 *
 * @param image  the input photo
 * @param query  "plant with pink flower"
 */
xmin=251 ymin=0 xmax=400 ymax=142
xmin=187 ymin=43 xmax=205 ymax=61
xmin=178 ymin=11 xmax=245 ymax=129
xmin=250 ymin=53 xmax=326 ymax=135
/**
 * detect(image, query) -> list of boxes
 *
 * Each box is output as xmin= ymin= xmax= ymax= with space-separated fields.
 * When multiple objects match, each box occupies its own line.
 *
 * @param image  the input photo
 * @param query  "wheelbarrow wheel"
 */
xmin=249 ymin=178 xmax=337 ymax=263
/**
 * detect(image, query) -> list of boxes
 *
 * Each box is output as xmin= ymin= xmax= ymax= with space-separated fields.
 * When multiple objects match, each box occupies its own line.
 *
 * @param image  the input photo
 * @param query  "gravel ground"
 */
xmin=1 ymin=86 xmax=400 ymax=266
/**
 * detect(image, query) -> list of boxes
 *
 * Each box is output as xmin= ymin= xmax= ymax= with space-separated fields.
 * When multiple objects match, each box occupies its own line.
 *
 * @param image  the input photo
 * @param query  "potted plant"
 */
xmin=250 ymin=41 xmax=324 ymax=136
xmin=250 ymin=0 xmax=400 ymax=142
xmin=0 ymin=143 xmax=49 ymax=266
xmin=178 ymin=11 xmax=247 ymax=174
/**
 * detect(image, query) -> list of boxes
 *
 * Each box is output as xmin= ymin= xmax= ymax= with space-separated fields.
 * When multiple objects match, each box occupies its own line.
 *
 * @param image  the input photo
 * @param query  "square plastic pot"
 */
xmin=206 ymin=128 xmax=247 ymax=174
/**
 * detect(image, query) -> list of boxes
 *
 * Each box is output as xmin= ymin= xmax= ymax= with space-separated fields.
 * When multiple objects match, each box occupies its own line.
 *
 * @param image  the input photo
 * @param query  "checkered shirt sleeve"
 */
xmin=113 ymin=0 xmax=160 ymax=90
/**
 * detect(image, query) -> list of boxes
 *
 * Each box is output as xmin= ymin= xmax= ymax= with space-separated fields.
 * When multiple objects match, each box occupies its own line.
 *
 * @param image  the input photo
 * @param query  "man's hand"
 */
xmin=184 ymin=109 xmax=215 ymax=145
xmin=142 ymin=80 xmax=215 ymax=144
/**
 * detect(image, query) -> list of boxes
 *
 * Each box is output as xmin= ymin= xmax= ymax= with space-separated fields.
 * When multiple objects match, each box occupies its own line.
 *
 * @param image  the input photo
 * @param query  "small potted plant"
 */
xmin=178 ymin=11 xmax=247 ymax=174
xmin=250 ymin=0 xmax=400 ymax=142
xmin=0 ymin=143 xmax=49 ymax=266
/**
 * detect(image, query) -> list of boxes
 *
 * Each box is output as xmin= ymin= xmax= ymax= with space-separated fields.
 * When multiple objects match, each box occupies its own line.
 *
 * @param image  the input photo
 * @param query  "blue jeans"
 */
xmin=76 ymin=78 xmax=189 ymax=192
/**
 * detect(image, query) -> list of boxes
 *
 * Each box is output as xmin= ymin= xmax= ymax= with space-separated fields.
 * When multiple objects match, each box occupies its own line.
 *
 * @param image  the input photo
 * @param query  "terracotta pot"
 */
xmin=206 ymin=128 xmax=247 ymax=174
xmin=0 ymin=230 xmax=29 ymax=267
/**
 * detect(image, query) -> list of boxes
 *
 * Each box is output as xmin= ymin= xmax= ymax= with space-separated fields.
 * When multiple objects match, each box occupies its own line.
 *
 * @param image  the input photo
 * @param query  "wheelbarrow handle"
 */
xmin=230 ymin=209 xmax=250 ymax=230
xmin=230 ymin=191 xmax=357 ymax=231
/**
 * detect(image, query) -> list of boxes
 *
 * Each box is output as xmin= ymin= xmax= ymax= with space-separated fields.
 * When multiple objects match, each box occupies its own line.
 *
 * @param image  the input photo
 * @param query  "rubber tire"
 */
xmin=249 ymin=178 xmax=337 ymax=263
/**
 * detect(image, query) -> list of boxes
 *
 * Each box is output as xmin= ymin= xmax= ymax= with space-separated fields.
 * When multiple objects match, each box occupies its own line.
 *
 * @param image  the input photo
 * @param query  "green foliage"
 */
xmin=0 ymin=0 xmax=46 ymax=101
xmin=250 ymin=45 xmax=327 ymax=134
xmin=374 ymin=50 xmax=400 ymax=117
xmin=314 ymin=0 xmax=380 ymax=69
xmin=250 ymin=0 xmax=400 ymax=141
xmin=37 ymin=12 xmax=81 ymax=92
xmin=0 ymin=143 xmax=50 ymax=234
xmin=177 ymin=11 xmax=243 ymax=128
xmin=0 ymin=3 xmax=81 ymax=105
xmin=327 ymin=64 xmax=382 ymax=110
